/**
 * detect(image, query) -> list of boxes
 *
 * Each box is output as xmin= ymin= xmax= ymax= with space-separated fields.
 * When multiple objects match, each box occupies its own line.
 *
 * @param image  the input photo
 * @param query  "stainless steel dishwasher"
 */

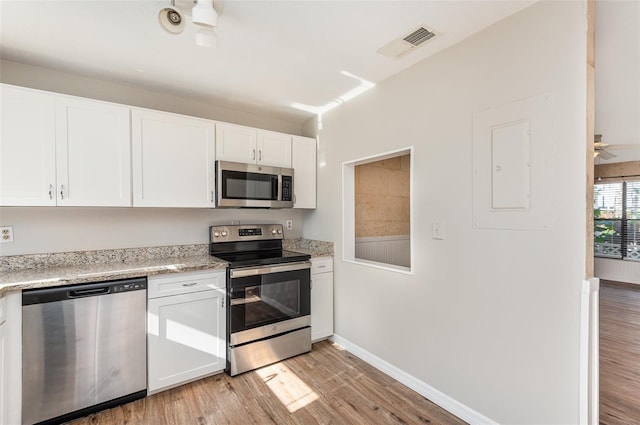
xmin=22 ymin=278 xmax=147 ymax=425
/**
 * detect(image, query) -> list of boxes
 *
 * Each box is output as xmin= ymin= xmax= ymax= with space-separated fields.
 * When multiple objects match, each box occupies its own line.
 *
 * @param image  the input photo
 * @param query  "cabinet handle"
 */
xmin=48 ymin=184 xmax=54 ymax=200
xmin=317 ymin=265 xmax=327 ymax=269
xmin=252 ymin=149 xmax=256 ymax=161
xmin=59 ymin=184 xmax=64 ymax=200
xmin=211 ymin=190 xmax=214 ymax=203
xmin=221 ymin=298 xmax=225 ymax=308
xmin=182 ymin=282 xmax=198 ymax=287
xmin=310 ymin=279 xmax=313 ymax=290
xmin=258 ymin=150 xmax=262 ymax=161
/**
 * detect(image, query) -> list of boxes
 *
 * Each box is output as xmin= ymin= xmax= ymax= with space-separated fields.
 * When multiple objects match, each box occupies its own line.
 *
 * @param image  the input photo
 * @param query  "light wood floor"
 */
xmin=68 ymin=340 xmax=466 ymax=425
xmin=600 ymin=280 xmax=640 ymax=425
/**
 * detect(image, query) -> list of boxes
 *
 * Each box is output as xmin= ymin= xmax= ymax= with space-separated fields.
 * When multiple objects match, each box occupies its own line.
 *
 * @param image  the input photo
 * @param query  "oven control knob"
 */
xmin=214 ymin=231 xmax=220 ymax=238
xmin=221 ymin=230 xmax=228 ymax=237
xmin=271 ymin=228 xmax=277 ymax=235
xmin=277 ymin=229 xmax=282 ymax=234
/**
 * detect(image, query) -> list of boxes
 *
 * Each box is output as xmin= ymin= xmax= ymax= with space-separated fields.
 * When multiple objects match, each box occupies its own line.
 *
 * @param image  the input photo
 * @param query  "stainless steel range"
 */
xmin=210 ymin=224 xmax=311 ymax=376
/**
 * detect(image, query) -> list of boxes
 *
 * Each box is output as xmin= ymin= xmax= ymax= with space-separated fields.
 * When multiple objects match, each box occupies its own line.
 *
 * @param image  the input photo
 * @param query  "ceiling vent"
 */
xmin=377 ymin=25 xmax=437 ymax=58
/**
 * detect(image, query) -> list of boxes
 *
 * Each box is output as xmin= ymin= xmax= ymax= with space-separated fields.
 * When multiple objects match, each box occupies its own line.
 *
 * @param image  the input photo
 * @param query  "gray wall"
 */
xmin=0 ymin=207 xmax=303 ymax=256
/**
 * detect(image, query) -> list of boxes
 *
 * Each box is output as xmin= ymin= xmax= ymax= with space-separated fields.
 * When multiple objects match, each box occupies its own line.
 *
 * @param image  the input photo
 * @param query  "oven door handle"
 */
xmin=230 ymin=261 xmax=311 ymax=278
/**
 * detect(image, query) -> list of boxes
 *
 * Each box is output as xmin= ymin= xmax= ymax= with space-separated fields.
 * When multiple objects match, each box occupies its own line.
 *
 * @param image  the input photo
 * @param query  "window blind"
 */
xmin=594 ymin=181 xmax=640 ymax=261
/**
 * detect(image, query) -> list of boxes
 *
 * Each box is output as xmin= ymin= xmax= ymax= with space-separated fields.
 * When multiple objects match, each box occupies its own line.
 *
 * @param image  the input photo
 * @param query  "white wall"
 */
xmin=303 ymin=1 xmax=587 ymax=423
xmin=594 ymin=0 xmax=640 ymax=163
xmin=0 ymin=59 xmax=301 ymax=135
xmin=0 ymin=207 xmax=303 ymax=256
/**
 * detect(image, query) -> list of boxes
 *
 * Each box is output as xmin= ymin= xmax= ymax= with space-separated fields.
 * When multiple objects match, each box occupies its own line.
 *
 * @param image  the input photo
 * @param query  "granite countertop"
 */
xmin=0 ymin=255 xmax=228 ymax=295
xmin=0 ymin=239 xmax=334 ymax=295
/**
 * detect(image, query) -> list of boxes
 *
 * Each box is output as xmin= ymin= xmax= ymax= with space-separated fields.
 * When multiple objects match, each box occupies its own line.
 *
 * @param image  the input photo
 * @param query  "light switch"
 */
xmin=432 ymin=221 xmax=444 ymax=240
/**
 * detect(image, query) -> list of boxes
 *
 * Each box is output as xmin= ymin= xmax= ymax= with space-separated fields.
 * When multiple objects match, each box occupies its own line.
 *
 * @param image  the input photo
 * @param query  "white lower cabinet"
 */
xmin=0 ymin=300 xmax=6 ymax=425
xmin=310 ymin=257 xmax=334 ymax=342
xmin=1 ymin=292 xmax=21 ymax=425
xmin=147 ymin=271 xmax=226 ymax=394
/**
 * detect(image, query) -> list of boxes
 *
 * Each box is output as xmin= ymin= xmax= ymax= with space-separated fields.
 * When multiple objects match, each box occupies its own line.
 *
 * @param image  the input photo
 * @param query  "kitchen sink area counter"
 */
xmin=0 ymin=244 xmax=228 ymax=294
xmin=282 ymin=238 xmax=334 ymax=258
xmin=0 ymin=239 xmax=332 ymax=294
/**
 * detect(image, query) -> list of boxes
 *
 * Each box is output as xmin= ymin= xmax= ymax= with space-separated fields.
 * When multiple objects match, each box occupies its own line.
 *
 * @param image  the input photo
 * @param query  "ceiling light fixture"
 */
xmin=158 ymin=0 xmax=220 ymax=47
xmin=158 ymin=0 xmax=185 ymax=34
xmin=195 ymin=28 xmax=218 ymax=48
xmin=192 ymin=0 xmax=218 ymax=27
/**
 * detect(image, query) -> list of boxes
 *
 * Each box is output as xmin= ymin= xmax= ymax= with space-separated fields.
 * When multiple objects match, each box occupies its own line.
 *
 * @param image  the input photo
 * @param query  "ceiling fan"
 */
xmin=594 ymin=134 xmax=637 ymax=160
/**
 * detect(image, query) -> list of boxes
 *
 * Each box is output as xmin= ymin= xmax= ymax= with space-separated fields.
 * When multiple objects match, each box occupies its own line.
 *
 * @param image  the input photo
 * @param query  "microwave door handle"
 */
xmin=277 ymin=174 xmax=282 ymax=201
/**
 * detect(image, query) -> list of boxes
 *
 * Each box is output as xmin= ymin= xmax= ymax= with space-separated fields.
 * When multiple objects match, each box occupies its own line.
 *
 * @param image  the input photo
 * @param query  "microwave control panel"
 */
xmin=281 ymin=176 xmax=292 ymax=201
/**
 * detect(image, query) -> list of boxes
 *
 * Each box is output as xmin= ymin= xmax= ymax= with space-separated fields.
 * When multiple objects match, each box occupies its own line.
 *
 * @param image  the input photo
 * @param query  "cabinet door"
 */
xmin=0 ymin=84 xmax=56 ymax=206
xmin=311 ymin=271 xmax=334 ymax=342
xmin=215 ymin=122 xmax=257 ymax=164
xmin=292 ymin=136 xmax=317 ymax=208
xmin=257 ymin=130 xmax=292 ymax=168
xmin=132 ymin=109 xmax=215 ymax=207
xmin=1 ymin=292 xmax=21 ymax=425
xmin=148 ymin=289 xmax=226 ymax=393
xmin=0 ymin=321 xmax=5 ymax=425
xmin=55 ymin=97 xmax=131 ymax=206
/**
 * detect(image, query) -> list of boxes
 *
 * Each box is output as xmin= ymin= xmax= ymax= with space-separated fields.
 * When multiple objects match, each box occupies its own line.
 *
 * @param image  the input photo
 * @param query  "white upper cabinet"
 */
xmin=216 ymin=122 xmax=292 ymax=168
xmin=55 ymin=97 xmax=131 ymax=206
xmin=292 ymin=136 xmax=317 ymax=209
xmin=1 ymin=85 xmax=56 ymax=206
xmin=132 ymin=109 xmax=216 ymax=207
xmin=0 ymin=84 xmax=131 ymax=207
xmin=257 ymin=130 xmax=292 ymax=168
xmin=215 ymin=122 xmax=257 ymax=164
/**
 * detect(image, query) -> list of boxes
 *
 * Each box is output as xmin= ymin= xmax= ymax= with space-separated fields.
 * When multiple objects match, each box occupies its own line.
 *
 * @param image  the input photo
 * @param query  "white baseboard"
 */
xmin=330 ymin=334 xmax=498 ymax=425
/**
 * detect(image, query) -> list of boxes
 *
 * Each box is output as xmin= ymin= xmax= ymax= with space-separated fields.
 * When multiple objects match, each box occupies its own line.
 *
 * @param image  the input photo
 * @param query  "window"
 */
xmin=594 ymin=181 xmax=640 ymax=261
xmin=342 ymin=147 xmax=413 ymax=273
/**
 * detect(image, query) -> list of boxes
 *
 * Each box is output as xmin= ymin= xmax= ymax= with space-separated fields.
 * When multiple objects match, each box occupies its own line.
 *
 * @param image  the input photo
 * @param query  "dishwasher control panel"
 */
xmin=112 ymin=281 xmax=147 ymax=293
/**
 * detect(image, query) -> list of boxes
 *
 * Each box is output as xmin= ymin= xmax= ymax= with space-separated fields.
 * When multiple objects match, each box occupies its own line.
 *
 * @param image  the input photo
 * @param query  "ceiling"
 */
xmin=0 ymin=0 xmax=535 ymax=124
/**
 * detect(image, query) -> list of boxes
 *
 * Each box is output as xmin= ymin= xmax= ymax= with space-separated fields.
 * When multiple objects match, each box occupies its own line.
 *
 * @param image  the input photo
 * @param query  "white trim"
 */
xmin=330 ymin=334 xmax=498 ymax=425
xmin=579 ymin=278 xmax=599 ymax=425
xmin=355 ymin=235 xmax=410 ymax=243
xmin=343 ymin=259 xmax=413 ymax=275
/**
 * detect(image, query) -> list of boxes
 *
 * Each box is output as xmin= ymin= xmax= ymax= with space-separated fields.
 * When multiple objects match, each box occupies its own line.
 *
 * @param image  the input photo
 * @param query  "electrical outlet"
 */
xmin=0 ymin=226 xmax=14 ymax=243
xmin=286 ymin=220 xmax=293 ymax=230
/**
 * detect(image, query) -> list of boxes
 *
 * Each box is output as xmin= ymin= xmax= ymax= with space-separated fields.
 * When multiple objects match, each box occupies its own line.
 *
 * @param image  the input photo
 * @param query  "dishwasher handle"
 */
xmin=68 ymin=286 xmax=110 ymax=298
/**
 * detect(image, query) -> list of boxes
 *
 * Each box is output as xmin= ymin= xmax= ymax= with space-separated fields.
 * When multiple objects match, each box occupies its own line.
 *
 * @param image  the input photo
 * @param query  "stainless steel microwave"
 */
xmin=215 ymin=160 xmax=294 ymax=208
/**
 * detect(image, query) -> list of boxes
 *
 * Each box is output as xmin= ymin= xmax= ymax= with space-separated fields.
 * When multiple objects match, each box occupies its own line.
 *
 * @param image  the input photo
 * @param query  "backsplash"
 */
xmin=0 ymin=244 xmax=209 ymax=272
xmin=1 ymin=239 xmax=333 ymax=272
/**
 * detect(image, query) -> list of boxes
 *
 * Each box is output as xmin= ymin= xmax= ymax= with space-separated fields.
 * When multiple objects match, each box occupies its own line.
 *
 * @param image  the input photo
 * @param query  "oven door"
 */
xmin=228 ymin=262 xmax=310 ymax=346
xmin=216 ymin=160 xmax=293 ymax=208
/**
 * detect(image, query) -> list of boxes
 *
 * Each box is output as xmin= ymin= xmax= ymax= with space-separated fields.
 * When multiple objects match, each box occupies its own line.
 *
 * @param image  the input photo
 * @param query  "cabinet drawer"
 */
xmin=311 ymin=257 xmax=333 ymax=274
xmin=0 ymin=295 xmax=5 ymax=325
xmin=148 ymin=270 xmax=226 ymax=299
